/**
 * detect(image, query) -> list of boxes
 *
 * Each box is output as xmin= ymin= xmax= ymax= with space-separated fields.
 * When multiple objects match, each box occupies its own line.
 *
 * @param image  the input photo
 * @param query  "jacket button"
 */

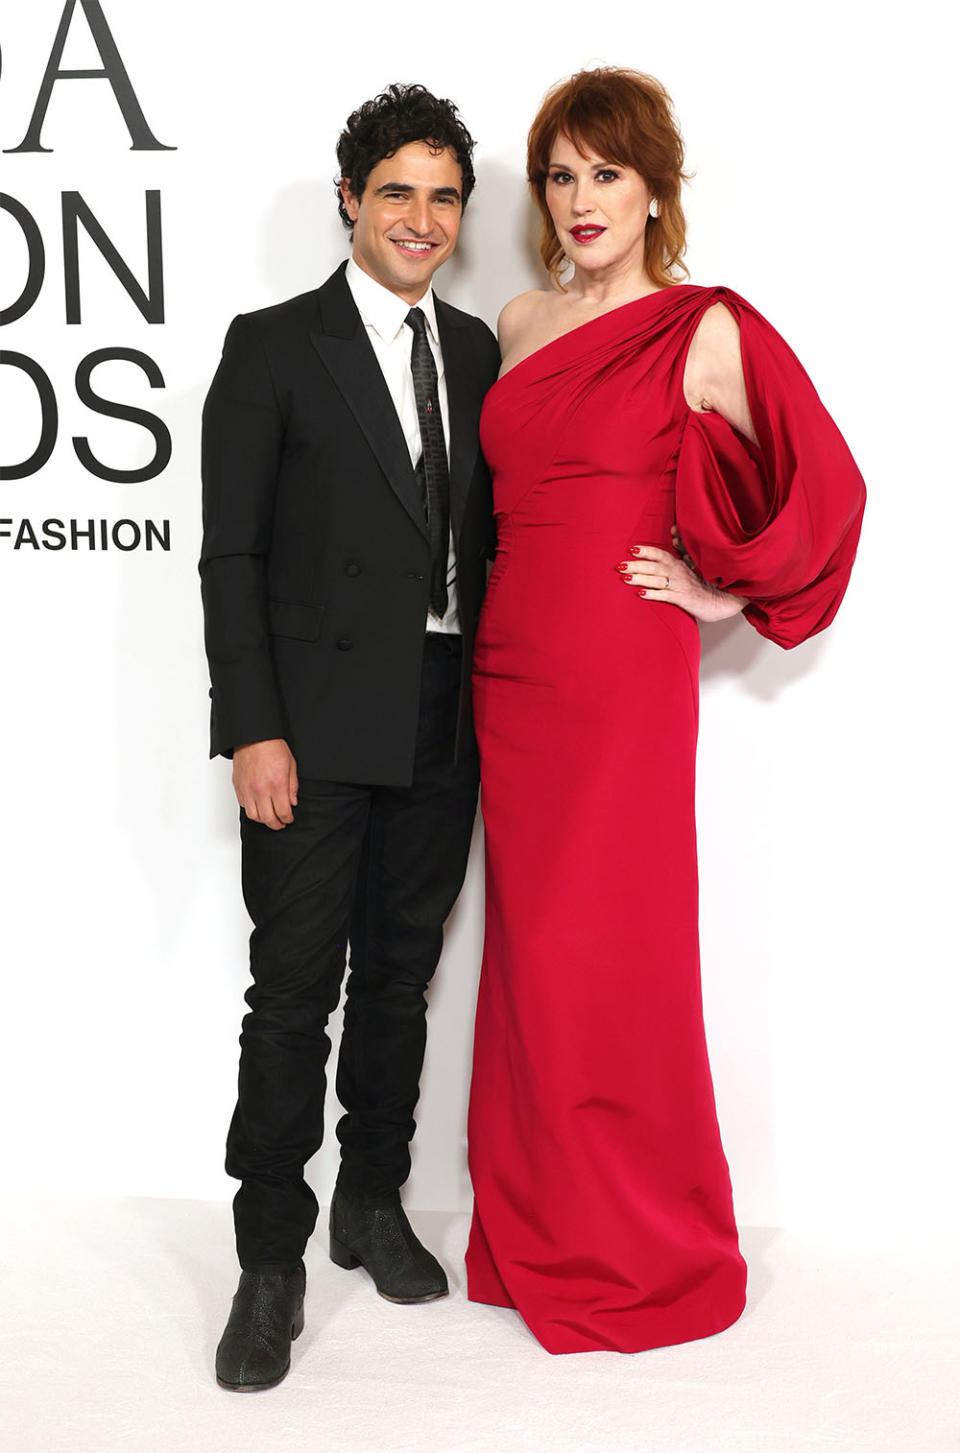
xmin=336 ymin=636 xmax=353 ymax=651
xmin=344 ymin=561 xmax=362 ymax=577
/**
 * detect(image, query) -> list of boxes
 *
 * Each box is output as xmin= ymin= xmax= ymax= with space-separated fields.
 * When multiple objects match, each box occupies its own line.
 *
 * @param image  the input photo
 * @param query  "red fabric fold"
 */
xmin=675 ymin=294 xmax=866 ymax=648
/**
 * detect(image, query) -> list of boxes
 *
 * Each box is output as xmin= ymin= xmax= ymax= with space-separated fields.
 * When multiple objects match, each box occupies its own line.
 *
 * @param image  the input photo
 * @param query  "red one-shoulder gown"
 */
xmin=466 ymin=286 xmax=865 ymax=1354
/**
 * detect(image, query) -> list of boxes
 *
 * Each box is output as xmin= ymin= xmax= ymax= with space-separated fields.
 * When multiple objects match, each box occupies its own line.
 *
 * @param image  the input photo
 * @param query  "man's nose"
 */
xmin=406 ymin=197 xmax=433 ymax=234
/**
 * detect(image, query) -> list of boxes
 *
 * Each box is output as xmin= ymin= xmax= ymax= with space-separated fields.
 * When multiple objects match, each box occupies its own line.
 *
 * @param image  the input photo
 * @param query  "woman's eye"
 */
xmin=549 ymin=172 xmax=573 ymax=185
xmin=597 ymin=170 xmax=620 ymax=182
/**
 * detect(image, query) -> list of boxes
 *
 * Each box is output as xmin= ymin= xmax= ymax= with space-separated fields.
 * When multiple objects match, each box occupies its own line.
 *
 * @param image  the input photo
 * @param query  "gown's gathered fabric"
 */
xmin=465 ymin=285 xmax=865 ymax=1354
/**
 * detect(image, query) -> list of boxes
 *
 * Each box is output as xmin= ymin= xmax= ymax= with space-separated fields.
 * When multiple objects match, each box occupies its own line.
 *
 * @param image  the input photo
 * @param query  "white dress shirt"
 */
xmin=345 ymin=259 xmax=459 ymax=635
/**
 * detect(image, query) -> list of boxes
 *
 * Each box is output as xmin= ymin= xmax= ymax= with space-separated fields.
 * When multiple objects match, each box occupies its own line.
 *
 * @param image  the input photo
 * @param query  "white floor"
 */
xmin=1 ymin=1195 xmax=956 ymax=1453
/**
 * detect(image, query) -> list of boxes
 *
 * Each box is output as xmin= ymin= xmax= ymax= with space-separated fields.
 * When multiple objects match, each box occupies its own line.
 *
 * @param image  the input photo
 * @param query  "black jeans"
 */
xmin=226 ymin=635 xmax=479 ymax=1270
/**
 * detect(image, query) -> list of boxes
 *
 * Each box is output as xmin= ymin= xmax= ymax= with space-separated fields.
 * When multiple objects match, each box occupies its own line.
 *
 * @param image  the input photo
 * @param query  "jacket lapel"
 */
xmin=308 ymin=263 xmax=428 ymax=539
xmin=435 ymin=297 xmax=482 ymax=546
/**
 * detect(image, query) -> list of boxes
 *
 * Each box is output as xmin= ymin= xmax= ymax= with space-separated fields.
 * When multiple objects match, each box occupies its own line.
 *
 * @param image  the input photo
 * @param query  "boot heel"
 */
xmin=329 ymin=1234 xmax=362 ymax=1271
xmin=291 ymin=1300 xmax=305 ymax=1340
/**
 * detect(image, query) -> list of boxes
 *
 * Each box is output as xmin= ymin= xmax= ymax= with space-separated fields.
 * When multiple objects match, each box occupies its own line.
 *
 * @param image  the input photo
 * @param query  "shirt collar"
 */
xmin=346 ymin=258 xmax=440 ymax=346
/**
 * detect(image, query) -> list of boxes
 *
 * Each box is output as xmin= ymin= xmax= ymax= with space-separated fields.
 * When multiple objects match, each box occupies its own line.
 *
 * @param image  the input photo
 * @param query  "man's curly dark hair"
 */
xmin=335 ymin=83 xmax=476 ymax=230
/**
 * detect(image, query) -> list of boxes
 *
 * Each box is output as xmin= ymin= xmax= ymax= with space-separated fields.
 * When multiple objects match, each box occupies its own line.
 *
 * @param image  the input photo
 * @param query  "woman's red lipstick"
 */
xmin=569 ymin=225 xmax=606 ymax=243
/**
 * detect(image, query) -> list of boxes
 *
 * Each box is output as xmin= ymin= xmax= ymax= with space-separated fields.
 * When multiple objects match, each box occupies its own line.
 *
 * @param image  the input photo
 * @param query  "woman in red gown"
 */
xmin=466 ymin=68 xmax=866 ymax=1355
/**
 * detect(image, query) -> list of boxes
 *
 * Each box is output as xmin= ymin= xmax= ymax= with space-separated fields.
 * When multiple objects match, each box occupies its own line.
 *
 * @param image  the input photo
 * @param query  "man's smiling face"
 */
xmin=341 ymin=140 xmax=463 ymax=305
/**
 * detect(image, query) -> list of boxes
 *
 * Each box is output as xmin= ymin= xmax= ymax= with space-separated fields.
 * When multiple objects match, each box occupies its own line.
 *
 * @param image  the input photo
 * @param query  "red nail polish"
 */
xmin=637 ymin=589 xmax=647 ymax=597
xmin=631 ymin=547 xmax=643 ymax=557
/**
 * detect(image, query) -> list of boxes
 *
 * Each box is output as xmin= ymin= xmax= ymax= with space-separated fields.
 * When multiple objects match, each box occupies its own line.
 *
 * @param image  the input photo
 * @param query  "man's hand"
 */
xmin=233 ymin=739 xmax=299 ymax=830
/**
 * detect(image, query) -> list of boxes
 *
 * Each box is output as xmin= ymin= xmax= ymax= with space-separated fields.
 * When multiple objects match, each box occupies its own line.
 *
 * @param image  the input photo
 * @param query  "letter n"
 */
xmin=62 ymin=191 xmax=164 ymax=324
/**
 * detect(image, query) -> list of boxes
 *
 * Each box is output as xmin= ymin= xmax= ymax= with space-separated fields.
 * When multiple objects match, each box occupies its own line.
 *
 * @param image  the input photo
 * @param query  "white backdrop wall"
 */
xmin=1 ymin=0 xmax=955 ymax=1250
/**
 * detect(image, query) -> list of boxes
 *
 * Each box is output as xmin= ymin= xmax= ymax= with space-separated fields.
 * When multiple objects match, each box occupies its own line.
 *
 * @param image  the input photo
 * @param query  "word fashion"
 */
xmin=0 ymin=517 xmax=171 ymax=551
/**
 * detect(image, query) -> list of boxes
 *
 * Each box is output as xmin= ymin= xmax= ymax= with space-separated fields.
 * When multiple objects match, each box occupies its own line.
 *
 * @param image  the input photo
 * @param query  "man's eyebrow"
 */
xmin=372 ymin=182 xmax=462 ymax=200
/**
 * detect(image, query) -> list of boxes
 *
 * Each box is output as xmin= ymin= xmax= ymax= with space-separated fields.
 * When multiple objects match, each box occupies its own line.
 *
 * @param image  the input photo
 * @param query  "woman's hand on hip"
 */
xmin=616 ymin=540 xmax=746 ymax=624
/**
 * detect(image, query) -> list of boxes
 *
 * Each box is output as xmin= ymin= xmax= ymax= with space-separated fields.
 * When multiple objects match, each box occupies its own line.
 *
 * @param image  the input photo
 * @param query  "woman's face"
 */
xmin=544 ymin=132 xmax=653 ymax=280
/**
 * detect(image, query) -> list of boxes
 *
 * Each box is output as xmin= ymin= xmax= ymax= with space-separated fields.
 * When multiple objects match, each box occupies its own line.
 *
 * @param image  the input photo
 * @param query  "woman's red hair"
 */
xmin=527 ymin=68 xmax=691 ymax=289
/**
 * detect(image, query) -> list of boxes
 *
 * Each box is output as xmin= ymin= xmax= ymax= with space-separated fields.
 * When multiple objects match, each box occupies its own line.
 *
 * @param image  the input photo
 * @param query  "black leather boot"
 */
xmin=215 ymin=1262 xmax=306 ymax=1392
xmin=329 ymin=1187 xmax=448 ymax=1303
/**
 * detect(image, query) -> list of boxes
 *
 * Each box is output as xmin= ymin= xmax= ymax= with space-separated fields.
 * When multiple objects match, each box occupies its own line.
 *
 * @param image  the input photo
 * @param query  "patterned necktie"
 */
xmin=406 ymin=306 xmax=450 ymax=620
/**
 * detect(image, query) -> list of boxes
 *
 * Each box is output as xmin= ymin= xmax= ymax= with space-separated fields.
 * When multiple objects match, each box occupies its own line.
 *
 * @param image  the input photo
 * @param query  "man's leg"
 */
xmin=226 ymin=780 xmax=371 ymax=1269
xmin=331 ymin=635 xmax=479 ymax=1297
xmin=216 ymin=780 xmax=371 ymax=1392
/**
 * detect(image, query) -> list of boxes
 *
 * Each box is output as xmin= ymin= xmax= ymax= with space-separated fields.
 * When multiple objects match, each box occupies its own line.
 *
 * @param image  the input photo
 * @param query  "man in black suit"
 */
xmin=200 ymin=84 xmax=499 ymax=1392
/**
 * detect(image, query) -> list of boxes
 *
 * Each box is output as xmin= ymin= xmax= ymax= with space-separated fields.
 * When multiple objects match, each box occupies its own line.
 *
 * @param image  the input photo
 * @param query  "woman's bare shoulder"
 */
xmin=497 ymin=290 xmax=555 ymax=350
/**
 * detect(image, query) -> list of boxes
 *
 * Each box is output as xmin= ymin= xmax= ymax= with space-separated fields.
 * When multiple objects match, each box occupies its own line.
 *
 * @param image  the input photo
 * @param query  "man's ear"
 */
xmin=339 ymin=179 xmax=360 ymax=223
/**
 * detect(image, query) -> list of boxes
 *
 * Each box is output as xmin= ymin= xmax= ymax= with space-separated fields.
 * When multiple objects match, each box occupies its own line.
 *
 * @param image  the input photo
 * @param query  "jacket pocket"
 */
xmin=267 ymin=597 xmax=325 ymax=641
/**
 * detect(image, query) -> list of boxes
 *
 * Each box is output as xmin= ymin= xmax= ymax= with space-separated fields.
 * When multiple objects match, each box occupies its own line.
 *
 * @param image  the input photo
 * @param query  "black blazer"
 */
xmin=200 ymin=261 xmax=500 ymax=786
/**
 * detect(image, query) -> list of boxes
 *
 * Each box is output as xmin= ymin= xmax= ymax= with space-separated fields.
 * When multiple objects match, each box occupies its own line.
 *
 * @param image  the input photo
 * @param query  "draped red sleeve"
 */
xmin=675 ymin=293 xmax=866 ymax=649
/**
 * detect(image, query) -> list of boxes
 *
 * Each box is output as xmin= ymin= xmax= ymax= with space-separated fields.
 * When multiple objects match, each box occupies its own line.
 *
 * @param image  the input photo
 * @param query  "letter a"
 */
xmin=4 ymin=0 xmax=175 ymax=153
